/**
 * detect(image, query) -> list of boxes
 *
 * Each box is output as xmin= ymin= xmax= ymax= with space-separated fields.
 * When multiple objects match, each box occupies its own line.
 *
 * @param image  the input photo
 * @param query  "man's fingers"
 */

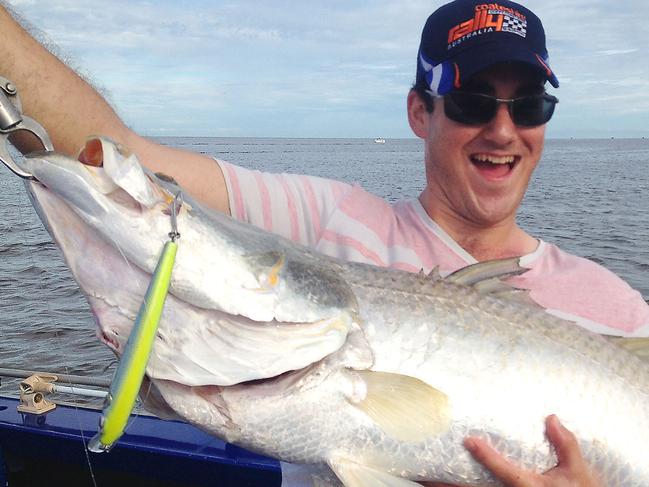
xmin=465 ymin=437 xmax=535 ymax=487
xmin=545 ymin=414 xmax=585 ymax=468
xmin=463 ymin=418 xmax=599 ymax=487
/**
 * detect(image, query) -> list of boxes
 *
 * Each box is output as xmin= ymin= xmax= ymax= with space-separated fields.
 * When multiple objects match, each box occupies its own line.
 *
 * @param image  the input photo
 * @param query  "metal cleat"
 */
xmin=17 ymin=374 xmax=58 ymax=414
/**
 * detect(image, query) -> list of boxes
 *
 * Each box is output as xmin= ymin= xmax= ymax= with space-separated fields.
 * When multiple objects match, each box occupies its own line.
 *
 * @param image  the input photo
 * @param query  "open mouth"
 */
xmin=470 ymin=154 xmax=519 ymax=179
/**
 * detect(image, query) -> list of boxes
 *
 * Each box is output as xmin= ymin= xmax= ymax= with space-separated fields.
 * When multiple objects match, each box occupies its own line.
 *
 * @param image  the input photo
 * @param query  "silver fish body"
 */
xmin=17 ymin=140 xmax=649 ymax=486
xmin=157 ymin=264 xmax=649 ymax=485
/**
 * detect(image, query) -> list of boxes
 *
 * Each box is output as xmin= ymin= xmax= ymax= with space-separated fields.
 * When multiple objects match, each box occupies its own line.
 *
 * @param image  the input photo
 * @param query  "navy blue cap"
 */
xmin=417 ymin=0 xmax=559 ymax=95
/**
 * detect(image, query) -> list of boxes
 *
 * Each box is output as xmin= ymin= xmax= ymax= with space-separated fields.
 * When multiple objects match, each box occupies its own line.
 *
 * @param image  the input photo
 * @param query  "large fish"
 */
xmin=14 ymin=138 xmax=649 ymax=486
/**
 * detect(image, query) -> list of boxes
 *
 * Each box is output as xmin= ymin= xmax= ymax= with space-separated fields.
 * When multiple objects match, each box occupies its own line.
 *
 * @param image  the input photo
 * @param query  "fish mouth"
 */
xmin=23 ymin=137 xmax=170 ymax=222
xmin=99 ymin=329 xmax=120 ymax=351
xmin=92 ymin=306 xmax=122 ymax=353
xmin=78 ymin=137 xmax=116 ymax=167
xmin=25 ymin=180 xmax=145 ymax=347
xmin=470 ymin=153 xmax=520 ymax=180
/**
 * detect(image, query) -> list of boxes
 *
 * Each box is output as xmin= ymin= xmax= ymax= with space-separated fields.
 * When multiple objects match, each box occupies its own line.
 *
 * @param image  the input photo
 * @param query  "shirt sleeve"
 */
xmin=515 ymin=242 xmax=649 ymax=337
xmin=216 ymin=159 xmax=353 ymax=247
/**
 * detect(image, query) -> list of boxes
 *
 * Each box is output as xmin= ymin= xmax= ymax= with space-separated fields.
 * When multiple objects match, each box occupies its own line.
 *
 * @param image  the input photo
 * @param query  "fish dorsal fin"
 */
xmin=427 ymin=265 xmax=442 ymax=280
xmin=608 ymin=337 xmax=649 ymax=364
xmin=328 ymin=457 xmax=423 ymax=487
xmin=473 ymin=276 xmax=520 ymax=295
xmin=446 ymin=257 xmax=527 ymax=286
xmin=472 ymin=277 xmax=543 ymax=308
xmin=417 ymin=266 xmax=441 ymax=281
xmin=345 ymin=370 xmax=450 ymax=442
xmin=444 ymin=258 xmax=544 ymax=307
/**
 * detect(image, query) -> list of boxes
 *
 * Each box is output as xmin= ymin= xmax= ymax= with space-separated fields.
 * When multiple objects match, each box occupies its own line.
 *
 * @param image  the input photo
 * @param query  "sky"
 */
xmin=6 ymin=0 xmax=649 ymax=139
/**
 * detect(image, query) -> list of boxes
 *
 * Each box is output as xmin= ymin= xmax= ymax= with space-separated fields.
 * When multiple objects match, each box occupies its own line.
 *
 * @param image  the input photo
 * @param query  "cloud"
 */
xmin=6 ymin=0 xmax=649 ymax=137
xmin=596 ymin=49 xmax=638 ymax=56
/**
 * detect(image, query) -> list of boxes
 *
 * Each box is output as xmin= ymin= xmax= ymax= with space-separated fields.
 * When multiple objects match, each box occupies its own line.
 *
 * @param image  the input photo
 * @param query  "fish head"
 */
xmin=22 ymin=137 xmax=173 ymax=233
xmin=19 ymin=138 xmax=358 ymax=387
xmin=22 ymin=136 xmax=358 ymax=322
xmin=18 ymin=137 xmax=182 ymax=354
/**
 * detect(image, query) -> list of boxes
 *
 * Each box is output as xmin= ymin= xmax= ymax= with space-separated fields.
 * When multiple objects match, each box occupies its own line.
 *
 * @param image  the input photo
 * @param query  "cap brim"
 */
xmin=442 ymin=42 xmax=559 ymax=94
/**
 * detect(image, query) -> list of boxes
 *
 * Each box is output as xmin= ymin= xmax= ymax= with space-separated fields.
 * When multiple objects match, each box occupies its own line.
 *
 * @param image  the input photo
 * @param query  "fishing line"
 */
xmin=100 ymin=359 xmax=118 ymax=374
xmin=15 ymin=179 xmax=99 ymax=487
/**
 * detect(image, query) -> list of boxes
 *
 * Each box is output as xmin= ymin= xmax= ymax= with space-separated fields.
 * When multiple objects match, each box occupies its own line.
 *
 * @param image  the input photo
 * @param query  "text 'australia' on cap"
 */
xmin=417 ymin=0 xmax=559 ymax=95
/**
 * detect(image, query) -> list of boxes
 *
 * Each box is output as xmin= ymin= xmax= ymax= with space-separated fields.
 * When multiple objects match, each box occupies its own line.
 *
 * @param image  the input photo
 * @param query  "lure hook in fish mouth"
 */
xmin=168 ymin=192 xmax=183 ymax=242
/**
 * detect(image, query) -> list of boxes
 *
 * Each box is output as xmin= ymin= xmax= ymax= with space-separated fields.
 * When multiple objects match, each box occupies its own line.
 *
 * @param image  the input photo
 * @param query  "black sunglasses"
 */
xmin=426 ymin=90 xmax=559 ymax=127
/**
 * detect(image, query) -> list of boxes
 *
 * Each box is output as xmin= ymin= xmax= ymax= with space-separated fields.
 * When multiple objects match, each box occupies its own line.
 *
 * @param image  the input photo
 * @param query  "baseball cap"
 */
xmin=416 ymin=0 xmax=559 ymax=95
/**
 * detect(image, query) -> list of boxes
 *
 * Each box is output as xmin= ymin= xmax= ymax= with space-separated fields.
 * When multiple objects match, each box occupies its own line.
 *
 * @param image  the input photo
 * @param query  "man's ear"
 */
xmin=407 ymin=90 xmax=430 ymax=139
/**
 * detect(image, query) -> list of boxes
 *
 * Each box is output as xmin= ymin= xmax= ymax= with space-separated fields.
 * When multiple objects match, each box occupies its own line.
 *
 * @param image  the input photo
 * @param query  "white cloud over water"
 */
xmin=5 ymin=0 xmax=649 ymax=138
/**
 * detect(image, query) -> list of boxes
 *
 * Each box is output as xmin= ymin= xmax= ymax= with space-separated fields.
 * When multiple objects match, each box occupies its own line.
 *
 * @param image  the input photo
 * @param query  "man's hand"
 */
xmin=423 ymin=415 xmax=602 ymax=487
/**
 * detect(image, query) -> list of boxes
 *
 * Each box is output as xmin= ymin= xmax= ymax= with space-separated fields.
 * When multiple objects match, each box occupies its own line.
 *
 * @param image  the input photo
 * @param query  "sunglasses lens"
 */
xmin=512 ymin=94 xmax=556 ymax=126
xmin=444 ymin=92 xmax=496 ymax=125
xmin=443 ymin=92 xmax=558 ymax=126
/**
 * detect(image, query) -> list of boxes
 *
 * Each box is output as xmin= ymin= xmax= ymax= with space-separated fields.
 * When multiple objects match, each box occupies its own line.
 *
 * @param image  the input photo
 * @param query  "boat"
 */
xmin=373 ymin=137 xmax=386 ymax=144
xmin=0 ymin=369 xmax=281 ymax=486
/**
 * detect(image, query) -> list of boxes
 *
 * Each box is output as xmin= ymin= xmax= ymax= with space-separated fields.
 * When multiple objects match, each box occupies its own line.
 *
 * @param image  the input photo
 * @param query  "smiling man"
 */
xmin=1 ymin=0 xmax=648 ymax=485
xmin=411 ymin=63 xmax=549 ymax=261
xmin=401 ymin=1 xmax=647 ymax=341
xmin=409 ymin=0 xmax=559 ymax=265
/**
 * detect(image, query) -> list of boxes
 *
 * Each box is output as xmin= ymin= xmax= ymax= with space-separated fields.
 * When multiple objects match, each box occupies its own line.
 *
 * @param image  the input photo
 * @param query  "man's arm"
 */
xmin=0 ymin=4 xmax=230 ymax=213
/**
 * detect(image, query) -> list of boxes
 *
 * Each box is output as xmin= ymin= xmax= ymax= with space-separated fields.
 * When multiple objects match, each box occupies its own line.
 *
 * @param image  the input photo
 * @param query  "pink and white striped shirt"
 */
xmin=218 ymin=160 xmax=649 ymax=337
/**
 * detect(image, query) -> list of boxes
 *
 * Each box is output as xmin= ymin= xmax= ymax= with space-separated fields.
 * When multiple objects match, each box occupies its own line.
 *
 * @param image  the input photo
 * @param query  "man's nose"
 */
xmin=482 ymin=101 xmax=516 ymax=144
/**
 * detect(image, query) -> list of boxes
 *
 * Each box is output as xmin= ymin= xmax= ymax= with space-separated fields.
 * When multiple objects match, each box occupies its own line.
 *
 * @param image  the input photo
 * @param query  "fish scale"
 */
xmin=213 ymin=275 xmax=649 ymax=484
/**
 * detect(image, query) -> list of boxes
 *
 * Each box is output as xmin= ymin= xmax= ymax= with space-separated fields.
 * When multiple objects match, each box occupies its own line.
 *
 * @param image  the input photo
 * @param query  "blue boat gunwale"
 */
xmin=0 ymin=394 xmax=281 ymax=486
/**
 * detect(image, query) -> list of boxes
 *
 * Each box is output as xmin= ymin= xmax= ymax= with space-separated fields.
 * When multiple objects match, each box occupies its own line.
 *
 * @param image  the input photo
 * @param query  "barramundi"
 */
xmin=14 ymin=138 xmax=649 ymax=486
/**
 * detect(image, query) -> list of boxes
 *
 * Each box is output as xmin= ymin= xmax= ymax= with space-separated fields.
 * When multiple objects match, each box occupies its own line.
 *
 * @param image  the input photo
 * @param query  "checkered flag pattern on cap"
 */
xmin=415 ymin=0 xmax=560 ymax=94
xmin=502 ymin=15 xmax=527 ymax=37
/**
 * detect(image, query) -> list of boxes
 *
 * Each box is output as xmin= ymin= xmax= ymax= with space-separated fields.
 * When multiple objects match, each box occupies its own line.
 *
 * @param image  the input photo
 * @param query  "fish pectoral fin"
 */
xmin=346 ymin=370 xmax=450 ymax=442
xmin=609 ymin=336 xmax=649 ymax=363
xmin=328 ymin=457 xmax=422 ymax=487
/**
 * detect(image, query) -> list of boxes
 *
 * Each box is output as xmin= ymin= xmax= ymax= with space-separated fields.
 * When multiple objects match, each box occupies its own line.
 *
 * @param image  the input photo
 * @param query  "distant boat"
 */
xmin=374 ymin=137 xmax=386 ymax=144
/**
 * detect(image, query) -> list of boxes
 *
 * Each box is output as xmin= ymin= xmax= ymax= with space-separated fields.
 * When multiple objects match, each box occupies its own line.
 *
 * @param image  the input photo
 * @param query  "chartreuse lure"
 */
xmin=88 ymin=193 xmax=182 ymax=453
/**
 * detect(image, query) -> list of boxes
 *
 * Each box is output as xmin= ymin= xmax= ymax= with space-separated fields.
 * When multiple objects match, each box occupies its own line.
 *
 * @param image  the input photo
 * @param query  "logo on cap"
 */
xmin=448 ymin=3 xmax=527 ymax=49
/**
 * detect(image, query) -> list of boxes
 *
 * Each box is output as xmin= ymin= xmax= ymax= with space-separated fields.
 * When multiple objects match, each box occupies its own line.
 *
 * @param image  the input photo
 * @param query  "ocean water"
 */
xmin=0 ymin=137 xmax=647 ymax=393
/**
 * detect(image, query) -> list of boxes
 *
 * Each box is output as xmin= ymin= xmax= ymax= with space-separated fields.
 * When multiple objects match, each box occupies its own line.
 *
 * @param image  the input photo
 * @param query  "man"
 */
xmin=0 ymin=0 xmax=646 ymax=485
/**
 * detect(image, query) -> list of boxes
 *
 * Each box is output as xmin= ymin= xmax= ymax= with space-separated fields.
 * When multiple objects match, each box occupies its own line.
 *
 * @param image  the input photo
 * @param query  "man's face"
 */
xmin=418 ymin=64 xmax=547 ymax=229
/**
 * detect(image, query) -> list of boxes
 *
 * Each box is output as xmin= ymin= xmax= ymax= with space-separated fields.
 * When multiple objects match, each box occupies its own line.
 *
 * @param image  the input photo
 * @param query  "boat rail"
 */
xmin=0 ymin=367 xmax=281 ymax=486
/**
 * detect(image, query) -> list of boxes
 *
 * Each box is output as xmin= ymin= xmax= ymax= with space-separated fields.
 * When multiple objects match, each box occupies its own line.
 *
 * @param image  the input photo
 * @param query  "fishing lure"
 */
xmin=88 ymin=192 xmax=182 ymax=453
